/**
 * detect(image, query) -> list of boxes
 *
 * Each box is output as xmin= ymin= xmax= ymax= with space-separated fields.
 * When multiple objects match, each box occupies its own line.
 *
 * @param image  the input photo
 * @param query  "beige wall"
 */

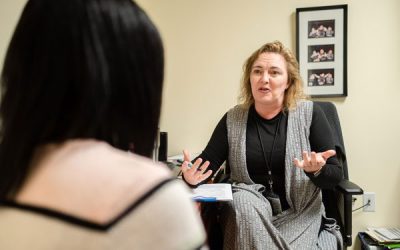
xmin=1 ymin=0 xmax=399 ymax=248
xmin=0 ymin=0 xmax=26 ymax=70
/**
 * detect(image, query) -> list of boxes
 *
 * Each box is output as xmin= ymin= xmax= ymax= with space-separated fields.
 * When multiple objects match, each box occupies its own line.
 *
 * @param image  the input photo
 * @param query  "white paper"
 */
xmin=366 ymin=228 xmax=400 ymax=243
xmin=191 ymin=183 xmax=233 ymax=202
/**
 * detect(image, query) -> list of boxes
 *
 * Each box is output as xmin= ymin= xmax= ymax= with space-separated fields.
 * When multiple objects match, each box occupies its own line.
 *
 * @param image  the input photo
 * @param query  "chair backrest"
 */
xmin=315 ymin=101 xmax=348 ymax=244
xmin=314 ymin=101 xmax=348 ymax=179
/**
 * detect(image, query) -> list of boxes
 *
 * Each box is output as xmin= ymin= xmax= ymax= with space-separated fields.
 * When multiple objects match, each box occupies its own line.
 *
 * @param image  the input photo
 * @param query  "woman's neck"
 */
xmin=254 ymin=103 xmax=283 ymax=120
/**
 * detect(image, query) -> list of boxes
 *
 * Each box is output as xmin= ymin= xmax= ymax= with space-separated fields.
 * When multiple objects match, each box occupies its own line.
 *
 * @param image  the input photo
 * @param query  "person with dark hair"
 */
xmin=0 ymin=0 xmax=205 ymax=249
xmin=325 ymin=72 xmax=334 ymax=85
xmin=326 ymin=26 xmax=335 ymax=37
xmin=327 ymin=49 xmax=335 ymax=61
xmin=181 ymin=41 xmax=344 ymax=249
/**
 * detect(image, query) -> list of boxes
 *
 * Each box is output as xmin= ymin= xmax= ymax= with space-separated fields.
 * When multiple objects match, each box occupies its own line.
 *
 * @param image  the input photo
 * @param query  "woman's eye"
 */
xmin=270 ymin=70 xmax=280 ymax=76
xmin=253 ymin=69 xmax=262 ymax=75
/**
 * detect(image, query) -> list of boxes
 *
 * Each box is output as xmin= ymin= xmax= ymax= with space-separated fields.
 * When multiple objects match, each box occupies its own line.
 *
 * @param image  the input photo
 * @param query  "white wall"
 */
xmin=1 ymin=0 xmax=400 ymax=248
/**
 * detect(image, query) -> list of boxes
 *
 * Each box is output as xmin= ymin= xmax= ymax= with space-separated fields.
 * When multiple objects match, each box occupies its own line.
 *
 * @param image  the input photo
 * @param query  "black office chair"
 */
xmin=201 ymin=101 xmax=363 ymax=249
xmin=315 ymin=101 xmax=363 ymax=247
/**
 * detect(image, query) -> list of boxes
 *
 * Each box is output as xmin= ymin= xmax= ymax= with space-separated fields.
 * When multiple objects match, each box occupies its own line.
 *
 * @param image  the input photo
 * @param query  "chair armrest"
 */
xmin=335 ymin=179 xmax=363 ymax=195
xmin=334 ymin=179 xmax=363 ymax=247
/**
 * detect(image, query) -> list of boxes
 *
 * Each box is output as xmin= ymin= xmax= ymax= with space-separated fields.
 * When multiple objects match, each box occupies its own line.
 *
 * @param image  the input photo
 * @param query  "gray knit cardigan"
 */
xmin=224 ymin=100 xmax=342 ymax=250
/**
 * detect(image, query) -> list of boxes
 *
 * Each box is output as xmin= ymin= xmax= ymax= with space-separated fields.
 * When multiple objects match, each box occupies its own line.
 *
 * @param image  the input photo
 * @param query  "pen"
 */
xmin=192 ymin=196 xmax=217 ymax=202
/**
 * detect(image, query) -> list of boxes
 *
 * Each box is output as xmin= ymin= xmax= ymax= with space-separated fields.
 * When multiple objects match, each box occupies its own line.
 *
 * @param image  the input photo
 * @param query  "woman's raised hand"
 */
xmin=293 ymin=149 xmax=336 ymax=174
xmin=180 ymin=149 xmax=213 ymax=186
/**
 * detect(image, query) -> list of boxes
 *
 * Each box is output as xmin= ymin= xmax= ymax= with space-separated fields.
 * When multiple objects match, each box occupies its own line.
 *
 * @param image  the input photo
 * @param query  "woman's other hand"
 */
xmin=181 ymin=149 xmax=213 ymax=186
xmin=293 ymin=149 xmax=336 ymax=174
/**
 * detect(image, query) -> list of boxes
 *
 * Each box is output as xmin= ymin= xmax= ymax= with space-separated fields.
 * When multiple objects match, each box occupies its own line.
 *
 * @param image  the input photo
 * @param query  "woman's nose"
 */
xmin=262 ymin=72 xmax=269 ymax=83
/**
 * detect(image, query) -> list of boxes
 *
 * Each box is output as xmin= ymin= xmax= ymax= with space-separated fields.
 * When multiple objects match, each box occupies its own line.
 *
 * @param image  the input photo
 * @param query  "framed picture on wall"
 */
xmin=296 ymin=5 xmax=348 ymax=98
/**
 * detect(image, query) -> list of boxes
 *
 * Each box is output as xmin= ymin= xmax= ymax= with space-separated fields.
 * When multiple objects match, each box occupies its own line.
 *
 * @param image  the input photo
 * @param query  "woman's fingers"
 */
xmin=295 ymin=149 xmax=335 ymax=173
xmin=181 ymin=157 xmax=212 ymax=185
xmin=321 ymin=149 xmax=336 ymax=160
xmin=200 ymin=169 xmax=213 ymax=182
xmin=187 ymin=158 xmax=203 ymax=174
xmin=180 ymin=160 xmax=191 ymax=174
xmin=310 ymin=151 xmax=317 ymax=164
xmin=293 ymin=158 xmax=304 ymax=168
xmin=302 ymin=151 xmax=310 ymax=163
xmin=183 ymin=149 xmax=191 ymax=162
xmin=181 ymin=149 xmax=192 ymax=175
xmin=295 ymin=151 xmax=320 ymax=171
xmin=195 ymin=161 xmax=210 ymax=176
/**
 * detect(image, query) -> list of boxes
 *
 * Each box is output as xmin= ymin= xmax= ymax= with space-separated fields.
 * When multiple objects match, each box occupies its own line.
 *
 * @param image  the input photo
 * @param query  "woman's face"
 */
xmin=250 ymin=52 xmax=288 ymax=108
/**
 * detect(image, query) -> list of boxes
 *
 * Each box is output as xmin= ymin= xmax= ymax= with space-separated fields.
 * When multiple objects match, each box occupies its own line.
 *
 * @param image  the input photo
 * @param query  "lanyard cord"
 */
xmin=254 ymin=112 xmax=282 ymax=192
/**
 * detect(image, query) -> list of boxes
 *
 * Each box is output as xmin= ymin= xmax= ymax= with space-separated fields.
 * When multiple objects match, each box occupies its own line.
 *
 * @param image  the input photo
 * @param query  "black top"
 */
xmin=195 ymin=103 xmax=342 ymax=210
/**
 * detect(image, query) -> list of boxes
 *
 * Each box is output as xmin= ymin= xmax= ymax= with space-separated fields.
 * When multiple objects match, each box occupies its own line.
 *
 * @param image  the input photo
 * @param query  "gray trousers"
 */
xmin=219 ymin=187 xmax=341 ymax=250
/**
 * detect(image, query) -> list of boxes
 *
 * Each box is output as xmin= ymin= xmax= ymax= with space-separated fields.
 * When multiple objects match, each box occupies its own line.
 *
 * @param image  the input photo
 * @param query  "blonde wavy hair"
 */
xmin=238 ymin=41 xmax=307 ymax=110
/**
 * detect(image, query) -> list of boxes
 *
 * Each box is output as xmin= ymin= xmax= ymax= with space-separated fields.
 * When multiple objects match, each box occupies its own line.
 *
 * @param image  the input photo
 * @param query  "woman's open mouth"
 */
xmin=258 ymin=87 xmax=270 ymax=93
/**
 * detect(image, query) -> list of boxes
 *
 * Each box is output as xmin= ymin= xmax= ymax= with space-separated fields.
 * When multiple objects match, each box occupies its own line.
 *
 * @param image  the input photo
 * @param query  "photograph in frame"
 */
xmin=308 ymin=44 xmax=335 ymax=63
xmin=296 ymin=5 xmax=347 ymax=98
xmin=307 ymin=68 xmax=335 ymax=87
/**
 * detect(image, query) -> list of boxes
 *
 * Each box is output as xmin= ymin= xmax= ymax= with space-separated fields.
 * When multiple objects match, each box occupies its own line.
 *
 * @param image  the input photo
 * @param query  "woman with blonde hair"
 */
xmin=181 ymin=41 xmax=343 ymax=249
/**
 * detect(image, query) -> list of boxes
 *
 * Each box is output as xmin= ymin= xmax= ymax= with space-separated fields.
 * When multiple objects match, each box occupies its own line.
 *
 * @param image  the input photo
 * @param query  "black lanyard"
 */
xmin=254 ymin=112 xmax=282 ymax=192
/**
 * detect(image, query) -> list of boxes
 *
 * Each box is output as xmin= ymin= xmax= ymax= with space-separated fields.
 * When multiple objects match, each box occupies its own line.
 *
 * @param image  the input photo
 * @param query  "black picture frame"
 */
xmin=296 ymin=5 xmax=347 ymax=98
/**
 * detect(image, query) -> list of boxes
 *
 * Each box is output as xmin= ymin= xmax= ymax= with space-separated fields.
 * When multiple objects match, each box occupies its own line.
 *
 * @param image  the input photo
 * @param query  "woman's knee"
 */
xmin=232 ymin=191 xmax=273 ymax=219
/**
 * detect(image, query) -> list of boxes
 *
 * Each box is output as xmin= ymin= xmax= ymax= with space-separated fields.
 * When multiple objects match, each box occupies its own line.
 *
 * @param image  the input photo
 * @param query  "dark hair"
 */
xmin=0 ymin=0 xmax=164 ymax=198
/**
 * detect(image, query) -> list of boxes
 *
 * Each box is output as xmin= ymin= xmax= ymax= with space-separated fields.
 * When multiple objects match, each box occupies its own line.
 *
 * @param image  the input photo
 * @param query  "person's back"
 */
xmin=0 ymin=140 xmax=205 ymax=249
xmin=0 ymin=0 xmax=206 ymax=249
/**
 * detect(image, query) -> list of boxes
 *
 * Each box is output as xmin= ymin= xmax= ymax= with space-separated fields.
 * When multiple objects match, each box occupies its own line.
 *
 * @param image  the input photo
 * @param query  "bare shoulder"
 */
xmin=16 ymin=139 xmax=173 ymax=224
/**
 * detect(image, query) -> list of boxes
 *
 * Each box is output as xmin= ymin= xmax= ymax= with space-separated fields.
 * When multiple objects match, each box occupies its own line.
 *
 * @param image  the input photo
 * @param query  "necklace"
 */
xmin=254 ymin=112 xmax=282 ymax=192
